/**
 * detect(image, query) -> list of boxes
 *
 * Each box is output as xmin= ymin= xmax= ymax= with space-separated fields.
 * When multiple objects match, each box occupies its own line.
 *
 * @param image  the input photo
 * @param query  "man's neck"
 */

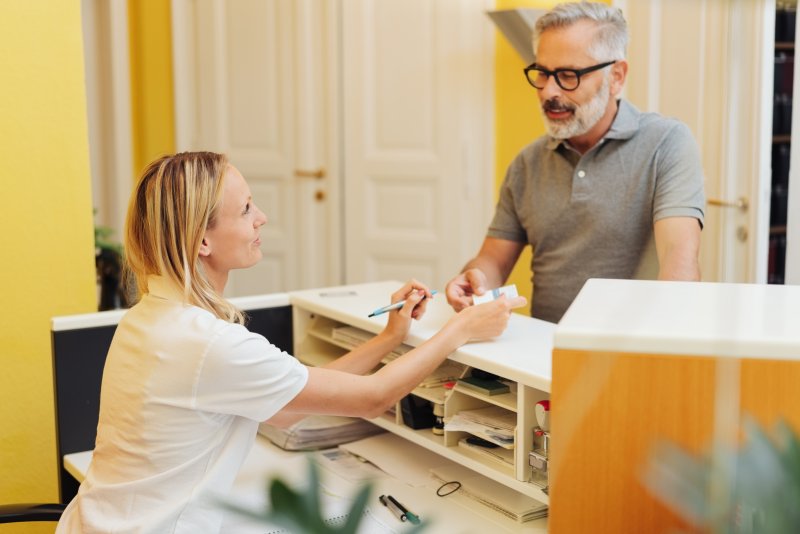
xmin=567 ymin=99 xmax=620 ymax=154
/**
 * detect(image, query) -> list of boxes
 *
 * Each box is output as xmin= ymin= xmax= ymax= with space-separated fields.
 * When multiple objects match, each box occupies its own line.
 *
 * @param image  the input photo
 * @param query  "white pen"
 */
xmin=367 ymin=290 xmax=438 ymax=318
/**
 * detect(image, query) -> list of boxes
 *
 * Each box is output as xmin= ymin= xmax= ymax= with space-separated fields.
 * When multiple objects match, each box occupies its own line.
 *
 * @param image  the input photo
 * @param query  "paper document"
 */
xmin=429 ymin=464 xmax=548 ymax=523
xmin=445 ymin=406 xmax=517 ymax=449
xmin=340 ymin=433 xmax=457 ymax=487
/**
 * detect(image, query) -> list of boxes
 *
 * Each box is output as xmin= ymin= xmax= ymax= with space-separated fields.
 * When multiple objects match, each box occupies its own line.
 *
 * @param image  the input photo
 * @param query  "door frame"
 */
xmin=81 ymin=0 xmax=134 ymax=239
xmin=619 ymin=0 xmax=774 ymax=283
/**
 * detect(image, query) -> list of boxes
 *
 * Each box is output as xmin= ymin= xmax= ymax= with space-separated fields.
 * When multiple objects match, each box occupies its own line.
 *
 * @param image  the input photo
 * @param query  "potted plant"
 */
xmin=94 ymin=214 xmax=129 ymax=310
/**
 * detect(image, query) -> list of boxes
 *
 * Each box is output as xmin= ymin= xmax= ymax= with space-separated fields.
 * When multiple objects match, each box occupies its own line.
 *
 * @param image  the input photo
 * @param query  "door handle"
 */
xmin=294 ymin=168 xmax=326 ymax=179
xmin=707 ymin=196 xmax=748 ymax=211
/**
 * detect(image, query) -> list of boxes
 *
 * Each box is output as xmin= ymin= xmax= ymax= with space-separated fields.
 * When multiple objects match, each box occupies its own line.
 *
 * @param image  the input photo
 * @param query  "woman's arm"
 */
xmin=277 ymin=295 xmax=526 ymax=420
xmin=321 ymin=280 xmax=432 ymax=376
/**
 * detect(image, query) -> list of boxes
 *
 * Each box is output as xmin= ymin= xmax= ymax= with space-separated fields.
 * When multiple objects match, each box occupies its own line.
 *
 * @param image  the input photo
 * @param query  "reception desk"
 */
xmin=549 ymin=279 xmax=800 ymax=533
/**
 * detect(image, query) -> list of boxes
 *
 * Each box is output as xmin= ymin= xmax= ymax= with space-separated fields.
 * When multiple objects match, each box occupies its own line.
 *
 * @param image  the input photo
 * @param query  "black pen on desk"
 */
xmin=368 ymin=290 xmax=438 ymax=318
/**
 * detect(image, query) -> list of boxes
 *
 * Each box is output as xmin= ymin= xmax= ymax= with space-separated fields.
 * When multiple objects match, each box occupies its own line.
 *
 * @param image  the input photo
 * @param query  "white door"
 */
xmin=171 ymin=0 xmax=340 ymax=296
xmin=172 ymin=0 xmax=494 ymax=295
xmin=341 ymin=0 xmax=494 ymax=289
xmin=621 ymin=0 xmax=774 ymax=283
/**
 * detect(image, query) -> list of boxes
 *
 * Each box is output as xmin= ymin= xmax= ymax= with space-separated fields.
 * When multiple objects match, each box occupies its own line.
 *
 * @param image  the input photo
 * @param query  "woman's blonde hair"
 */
xmin=124 ymin=151 xmax=245 ymax=324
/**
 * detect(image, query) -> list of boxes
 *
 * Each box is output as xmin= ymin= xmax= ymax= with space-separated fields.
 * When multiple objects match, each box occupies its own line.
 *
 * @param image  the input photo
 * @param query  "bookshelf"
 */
xmin=289 ymin=281 xmax=556 ymax=505
xmin=770 ymin=2 xmax=797 ymax=283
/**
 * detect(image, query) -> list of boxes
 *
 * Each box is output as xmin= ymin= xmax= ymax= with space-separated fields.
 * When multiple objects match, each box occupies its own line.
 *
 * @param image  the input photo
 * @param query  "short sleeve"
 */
xmin=653 ymin=122 xmax=706 ymax=227
xmin=194 ymin=323 xmax=309 ymax=421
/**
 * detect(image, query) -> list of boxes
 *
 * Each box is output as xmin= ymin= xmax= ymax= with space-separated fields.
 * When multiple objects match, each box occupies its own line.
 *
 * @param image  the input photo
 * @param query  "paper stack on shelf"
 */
xmin=331 ymin=326 xmax=410 ymax=360
xmin=430 ymin=464 xmax=548 ymax=522
xmin=331 ymin=325 xmax=374 ymax=347
xmin=457 ymin=437 xmax=515 ymax=466
xmin=445 ymin=406 xmax=516 ymax=449
xmin=258 ymin=415 xmax=385 ymax=451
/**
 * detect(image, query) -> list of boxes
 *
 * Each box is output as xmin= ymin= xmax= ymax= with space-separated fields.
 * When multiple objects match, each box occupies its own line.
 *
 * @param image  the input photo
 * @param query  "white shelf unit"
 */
xmin=289 ymin=281 xmax=556 ymax=505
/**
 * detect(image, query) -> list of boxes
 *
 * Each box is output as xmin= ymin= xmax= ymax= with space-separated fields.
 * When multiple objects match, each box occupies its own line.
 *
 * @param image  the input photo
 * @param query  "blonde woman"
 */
xmin=57 ymin=152 xmax=525 ymax=533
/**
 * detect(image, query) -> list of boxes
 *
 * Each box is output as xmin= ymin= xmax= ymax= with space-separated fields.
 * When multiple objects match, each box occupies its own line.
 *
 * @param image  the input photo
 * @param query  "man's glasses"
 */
xmin=523 ymin=60 xmax=616 ymax=91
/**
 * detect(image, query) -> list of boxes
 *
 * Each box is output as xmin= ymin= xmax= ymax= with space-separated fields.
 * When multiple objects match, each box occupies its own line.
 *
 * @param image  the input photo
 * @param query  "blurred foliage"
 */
xmin=224 ymin=459 xmax=426 ymax=534
xmin=644 ymin=417 xmax=800 ymax=534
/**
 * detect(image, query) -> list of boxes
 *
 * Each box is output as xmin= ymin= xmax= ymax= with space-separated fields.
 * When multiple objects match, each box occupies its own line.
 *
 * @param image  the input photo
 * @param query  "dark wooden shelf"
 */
xmin=776 ymin=42 xmax=795 ymax=50
xmin=773 ymin=135 xmax=792 ymax=143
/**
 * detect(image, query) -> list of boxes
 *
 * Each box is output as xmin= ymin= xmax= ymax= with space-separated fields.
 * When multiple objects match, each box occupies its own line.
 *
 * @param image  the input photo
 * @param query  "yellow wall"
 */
xmin=494 ymin=0 xmax=556 ymax=313
xmin=128 ymin=1 xmax=175 ymax=176
xmin=0 ymin=0 xmax=96 ymax=525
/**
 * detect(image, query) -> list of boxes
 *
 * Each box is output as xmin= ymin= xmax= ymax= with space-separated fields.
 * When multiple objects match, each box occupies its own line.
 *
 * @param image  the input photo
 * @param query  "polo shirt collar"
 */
xmin=147 ymin=275 xmax=187 ymax=303
xmin=544 ymin=98 xmax=640 ymax=151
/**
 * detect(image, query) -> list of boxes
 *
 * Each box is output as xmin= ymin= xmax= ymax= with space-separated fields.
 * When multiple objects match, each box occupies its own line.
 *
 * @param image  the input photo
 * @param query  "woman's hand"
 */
xmin=382 ymin=279 xmax=434 ymax=344
xmin=447 ymin=294 xmax=527 ymax=343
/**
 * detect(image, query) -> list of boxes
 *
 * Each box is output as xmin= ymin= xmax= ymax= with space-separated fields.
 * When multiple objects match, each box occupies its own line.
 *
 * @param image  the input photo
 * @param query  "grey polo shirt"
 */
xmin=488 ymin=99 xmax=705 ymax=323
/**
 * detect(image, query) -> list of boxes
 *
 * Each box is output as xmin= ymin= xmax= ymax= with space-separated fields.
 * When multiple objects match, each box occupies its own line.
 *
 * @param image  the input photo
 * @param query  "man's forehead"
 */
xmin=535 ymin=22 xmax=598 ymax=67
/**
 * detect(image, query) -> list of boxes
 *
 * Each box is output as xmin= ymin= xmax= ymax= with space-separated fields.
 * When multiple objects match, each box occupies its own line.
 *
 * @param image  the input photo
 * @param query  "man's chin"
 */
xmin=544 ymin=121 xmax=579 ymax=139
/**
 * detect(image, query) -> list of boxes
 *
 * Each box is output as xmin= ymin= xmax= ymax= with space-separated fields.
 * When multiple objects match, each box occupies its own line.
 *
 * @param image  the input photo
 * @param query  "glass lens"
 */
xmin=556 ymin=70 xmax=580 ymax=90
xmin=527 ymin=69 xmax=547 ymax=89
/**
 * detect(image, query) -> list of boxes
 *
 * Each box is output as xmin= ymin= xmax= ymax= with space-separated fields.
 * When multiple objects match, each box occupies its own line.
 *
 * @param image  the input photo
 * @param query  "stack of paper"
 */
xmin=331 ymin=326 xmax=411 ymax=361
xmin=331 ymin=325 xmax=373 ymax=347
xmin=258 ymin=416 xmax=385 ymax=451
xmin=457 ymin=437 xmax=515 ymax=466
xmin=445 ymin=406 xmax=516 ymax=448
xmin=430 ymin=464 xmax=548 ymax=522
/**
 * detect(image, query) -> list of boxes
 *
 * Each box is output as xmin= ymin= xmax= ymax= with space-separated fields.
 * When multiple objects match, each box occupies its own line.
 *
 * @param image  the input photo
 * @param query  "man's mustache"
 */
xmin=543 ymin=99 xmax=575 ymax=113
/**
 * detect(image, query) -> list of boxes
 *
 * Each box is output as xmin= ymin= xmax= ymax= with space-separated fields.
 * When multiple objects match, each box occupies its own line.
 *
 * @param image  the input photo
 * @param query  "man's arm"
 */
xmin=445 ymin=237 xmax=526 ymax=311
xmin=654 ymin=217 xmax=701 ymax=281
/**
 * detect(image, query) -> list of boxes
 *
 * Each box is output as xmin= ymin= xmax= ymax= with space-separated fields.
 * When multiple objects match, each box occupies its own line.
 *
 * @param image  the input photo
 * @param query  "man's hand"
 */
xmin=445 ymin=268 xmax=488 ymax=312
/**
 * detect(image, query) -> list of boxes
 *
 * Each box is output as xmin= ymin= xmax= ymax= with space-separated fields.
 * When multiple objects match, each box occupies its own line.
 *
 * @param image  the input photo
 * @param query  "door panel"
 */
xmin=173 ymin=0 xmax=301 ymax=296
xmin=173 ymin=0 xmax=494 ymax=295
xmin=622 ymin=0 xmax=773 ymax=283
xmin=342 ymin=0 xmax=494 ymax=289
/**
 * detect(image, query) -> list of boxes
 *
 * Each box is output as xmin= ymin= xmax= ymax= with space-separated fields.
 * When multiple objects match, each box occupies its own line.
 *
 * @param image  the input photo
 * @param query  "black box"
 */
xmin=400 ymin=395 xmax=435 ymax=429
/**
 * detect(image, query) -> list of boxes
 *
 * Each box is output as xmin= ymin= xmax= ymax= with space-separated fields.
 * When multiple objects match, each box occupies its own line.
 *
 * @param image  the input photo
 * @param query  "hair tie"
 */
xmin=436 ymin=480 xmax=461 ymax=497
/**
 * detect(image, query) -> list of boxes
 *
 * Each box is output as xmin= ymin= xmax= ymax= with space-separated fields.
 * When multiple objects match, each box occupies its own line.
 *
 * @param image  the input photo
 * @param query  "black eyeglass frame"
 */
xmin=523 ymin=60 xmax=616 ymax=91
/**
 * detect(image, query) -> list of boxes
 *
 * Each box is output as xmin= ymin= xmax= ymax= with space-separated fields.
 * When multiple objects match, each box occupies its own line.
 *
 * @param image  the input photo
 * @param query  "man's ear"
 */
xmin=199 ymin=237 xmax=211 ymax=258
xmin=610 ymin=59 xmax=628 ymax=96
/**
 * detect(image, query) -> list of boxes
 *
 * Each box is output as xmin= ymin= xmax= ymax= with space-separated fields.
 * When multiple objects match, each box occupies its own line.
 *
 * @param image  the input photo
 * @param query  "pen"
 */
xmin=379 ymin=495 xmax=421 ymax=524
xmin=367 ymin=290 xmax=438 ymax=318
xmin=379 ymin=494 xmax=406 ymax=522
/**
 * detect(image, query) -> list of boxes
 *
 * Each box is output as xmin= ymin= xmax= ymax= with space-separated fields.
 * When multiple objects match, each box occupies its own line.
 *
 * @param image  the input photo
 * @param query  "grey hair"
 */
xmin=532 ymin=2 xmax=628 ymax=62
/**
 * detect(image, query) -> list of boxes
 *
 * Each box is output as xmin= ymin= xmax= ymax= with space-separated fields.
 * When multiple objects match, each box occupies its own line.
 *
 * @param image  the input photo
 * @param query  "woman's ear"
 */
xmin=199 ymin=237 xmax=212 ymax=258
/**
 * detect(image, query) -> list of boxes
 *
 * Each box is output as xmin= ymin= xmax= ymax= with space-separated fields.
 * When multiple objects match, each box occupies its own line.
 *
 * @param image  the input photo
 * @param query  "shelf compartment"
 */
xmin=453 ymin=383 xmax=517 ymax=411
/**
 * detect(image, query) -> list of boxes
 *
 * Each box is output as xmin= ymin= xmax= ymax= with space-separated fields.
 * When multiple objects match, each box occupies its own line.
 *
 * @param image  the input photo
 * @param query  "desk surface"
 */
xmin=66 ymin=435 xmax=547 ymax=533
xmin=555 ymin=278 xmax=800 ymax=359
xmin=290 ymin=281 xmax=556 ymax=392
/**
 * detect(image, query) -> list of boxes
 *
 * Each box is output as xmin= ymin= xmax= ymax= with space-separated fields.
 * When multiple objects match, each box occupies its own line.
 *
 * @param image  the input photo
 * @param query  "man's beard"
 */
xmin=541 ymin=74 xmax=610 ymax=140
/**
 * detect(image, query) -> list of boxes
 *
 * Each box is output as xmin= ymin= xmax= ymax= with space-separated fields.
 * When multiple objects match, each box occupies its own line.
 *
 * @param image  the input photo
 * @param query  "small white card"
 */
xmin=472 ymin=284 xmax=518 ymax=305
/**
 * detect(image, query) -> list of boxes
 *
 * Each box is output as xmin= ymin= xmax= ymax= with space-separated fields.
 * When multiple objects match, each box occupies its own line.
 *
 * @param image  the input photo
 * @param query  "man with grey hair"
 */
xmin=445 ymin=1 xmax=705 ymax=323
